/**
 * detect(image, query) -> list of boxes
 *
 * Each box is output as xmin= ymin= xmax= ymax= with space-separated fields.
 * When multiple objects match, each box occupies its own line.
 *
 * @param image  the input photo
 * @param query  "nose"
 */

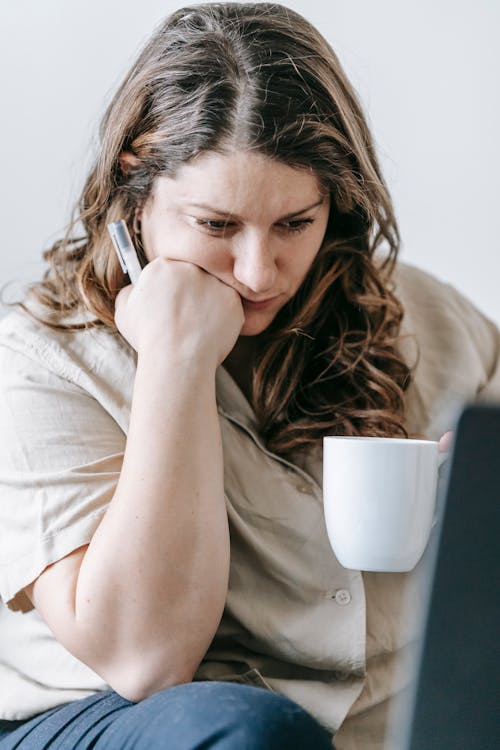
xmin=232 ymin=234 xmax=278 ymax=294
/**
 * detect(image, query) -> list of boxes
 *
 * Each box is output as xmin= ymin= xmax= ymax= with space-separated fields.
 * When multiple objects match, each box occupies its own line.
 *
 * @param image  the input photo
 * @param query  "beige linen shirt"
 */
xmin=0 ymin=262 xmax=499 ymax=748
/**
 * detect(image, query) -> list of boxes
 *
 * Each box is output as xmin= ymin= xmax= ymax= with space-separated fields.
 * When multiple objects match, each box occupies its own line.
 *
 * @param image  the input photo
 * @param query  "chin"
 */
xmin=240 ymin=312 xmax=276 ymax=336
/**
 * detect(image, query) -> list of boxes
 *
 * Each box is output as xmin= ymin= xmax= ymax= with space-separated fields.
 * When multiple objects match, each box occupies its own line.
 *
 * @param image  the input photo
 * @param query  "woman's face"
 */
xmin=139 ymin=150 xmax=330 ymax=336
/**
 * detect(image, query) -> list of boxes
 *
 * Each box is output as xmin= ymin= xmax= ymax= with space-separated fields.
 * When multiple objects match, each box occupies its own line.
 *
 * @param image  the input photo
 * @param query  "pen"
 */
xmin=107 ymin=220 xmax=143 ymax=284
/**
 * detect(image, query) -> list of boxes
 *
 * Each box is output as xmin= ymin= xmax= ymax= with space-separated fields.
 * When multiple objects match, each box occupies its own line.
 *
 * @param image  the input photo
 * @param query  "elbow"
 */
xmin=120 ymin=676 xmax=195 ymax=705
xmin=104 ymin=657 xmax=196 ymax=704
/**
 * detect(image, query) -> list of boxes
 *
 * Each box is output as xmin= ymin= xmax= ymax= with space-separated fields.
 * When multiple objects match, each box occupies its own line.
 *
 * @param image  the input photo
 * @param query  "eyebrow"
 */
xmin=185 ymin=197 xmax=325 ymax=221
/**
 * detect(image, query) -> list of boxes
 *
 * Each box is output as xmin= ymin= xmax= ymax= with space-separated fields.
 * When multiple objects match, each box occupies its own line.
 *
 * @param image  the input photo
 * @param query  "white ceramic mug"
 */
xmin=323 ymin=436 xmax=447 ymax=572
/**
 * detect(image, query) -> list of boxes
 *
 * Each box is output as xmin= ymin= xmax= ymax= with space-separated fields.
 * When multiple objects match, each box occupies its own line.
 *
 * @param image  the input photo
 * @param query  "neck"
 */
xmin=222 ymin=336 xmax=258 ymax=403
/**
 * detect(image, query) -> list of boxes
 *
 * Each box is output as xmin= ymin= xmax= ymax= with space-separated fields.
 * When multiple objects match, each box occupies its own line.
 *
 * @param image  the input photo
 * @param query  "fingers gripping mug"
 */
xmin=322 ymin=437 xmax=447 ymax=572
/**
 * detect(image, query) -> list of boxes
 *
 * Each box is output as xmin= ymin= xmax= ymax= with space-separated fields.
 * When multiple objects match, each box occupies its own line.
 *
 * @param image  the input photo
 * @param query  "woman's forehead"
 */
xmin=150 ymin=150 xmax=326 ymax=216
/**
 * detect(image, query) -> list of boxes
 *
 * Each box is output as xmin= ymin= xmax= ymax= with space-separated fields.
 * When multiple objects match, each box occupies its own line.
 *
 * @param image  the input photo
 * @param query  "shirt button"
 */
xmin=295 ymin=482 xmax=312 ymax=493
xmin=334 ymin=589 xmax=352 ymax=606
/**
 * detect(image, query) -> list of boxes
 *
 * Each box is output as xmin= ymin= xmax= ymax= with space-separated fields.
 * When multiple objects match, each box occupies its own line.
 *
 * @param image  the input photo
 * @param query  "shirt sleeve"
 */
xmin=0 ymin=344 xmax=126 ymax=613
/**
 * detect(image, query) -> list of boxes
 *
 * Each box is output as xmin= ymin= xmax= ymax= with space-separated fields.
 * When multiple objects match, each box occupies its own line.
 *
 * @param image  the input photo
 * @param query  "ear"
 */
xmin=119 ymin=151 xmax=141 ymax=173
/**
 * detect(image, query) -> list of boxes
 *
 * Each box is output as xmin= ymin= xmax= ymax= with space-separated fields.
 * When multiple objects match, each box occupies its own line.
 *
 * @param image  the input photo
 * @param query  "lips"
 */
xmin=241 ymin=296 xmax=279 ymax=310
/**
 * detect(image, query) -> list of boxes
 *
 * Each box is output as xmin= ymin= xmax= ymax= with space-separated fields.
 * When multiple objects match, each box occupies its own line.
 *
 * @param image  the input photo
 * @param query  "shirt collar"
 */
xmin=215 ymin=365 xmax=259 ymax=432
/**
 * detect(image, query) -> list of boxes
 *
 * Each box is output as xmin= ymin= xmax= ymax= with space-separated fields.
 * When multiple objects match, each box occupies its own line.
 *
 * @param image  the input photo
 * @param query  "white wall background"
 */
xmin=1 ymin=0 xmax=498 ymax=323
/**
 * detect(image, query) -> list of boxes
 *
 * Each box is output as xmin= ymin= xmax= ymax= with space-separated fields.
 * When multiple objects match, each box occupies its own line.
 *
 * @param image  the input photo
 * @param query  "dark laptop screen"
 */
xmin=402 ymin=404 xmax=500 ymax=749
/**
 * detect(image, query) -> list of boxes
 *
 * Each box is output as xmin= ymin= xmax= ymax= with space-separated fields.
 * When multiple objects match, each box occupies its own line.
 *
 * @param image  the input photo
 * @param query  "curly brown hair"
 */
xmin=5 ymin=2 xmax=412 ymax=457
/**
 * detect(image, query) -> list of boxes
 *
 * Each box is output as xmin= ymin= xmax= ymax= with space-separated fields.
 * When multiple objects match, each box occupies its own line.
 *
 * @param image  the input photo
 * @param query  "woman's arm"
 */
xmin=25 ymin=258 xmax=244 ymax=701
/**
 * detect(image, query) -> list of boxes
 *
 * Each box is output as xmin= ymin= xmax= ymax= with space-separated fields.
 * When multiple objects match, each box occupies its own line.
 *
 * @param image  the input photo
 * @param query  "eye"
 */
xmin=278 ymin=218 xmax=314 ymax=233
xmin=194 ymin=219 xmax=234 ymax=233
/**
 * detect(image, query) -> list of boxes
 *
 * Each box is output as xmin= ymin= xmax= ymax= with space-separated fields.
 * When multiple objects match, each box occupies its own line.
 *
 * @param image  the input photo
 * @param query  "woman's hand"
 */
xmin=114 ymin=257 xmax=244 ymax=369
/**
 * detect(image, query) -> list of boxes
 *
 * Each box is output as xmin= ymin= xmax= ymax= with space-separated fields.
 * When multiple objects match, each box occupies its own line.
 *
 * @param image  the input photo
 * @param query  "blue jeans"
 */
xmin=0 ymin=681 xmax=334 ymax=749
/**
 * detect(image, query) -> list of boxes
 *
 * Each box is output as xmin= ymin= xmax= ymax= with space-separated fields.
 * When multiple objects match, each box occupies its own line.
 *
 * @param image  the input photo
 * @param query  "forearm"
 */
xmin=74 ymin=349 xmax=229 ymax=696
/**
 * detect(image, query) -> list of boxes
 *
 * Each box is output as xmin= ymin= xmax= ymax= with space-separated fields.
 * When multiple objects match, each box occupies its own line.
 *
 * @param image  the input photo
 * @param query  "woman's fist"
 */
xmin=114 ymin=258 xmax=244 ymax=369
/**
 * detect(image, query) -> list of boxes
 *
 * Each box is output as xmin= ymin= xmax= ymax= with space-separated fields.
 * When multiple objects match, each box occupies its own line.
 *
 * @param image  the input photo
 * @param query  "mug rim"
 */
xmin=323 ymin=436 xmax=438 ymax=445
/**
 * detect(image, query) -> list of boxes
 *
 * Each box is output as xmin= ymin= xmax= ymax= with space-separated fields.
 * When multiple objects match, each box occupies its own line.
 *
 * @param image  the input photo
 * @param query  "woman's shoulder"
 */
xmin=0 ymin=302 xmax=134 ymax=382
xmin=392 ymin=261 xmax=499 ymax=344
xmin=0 ymin=304 xmax=137 ymax=424
xmin=392 ymin=261 xmax=469 ymax=309
xmin=391 ymin=261 xmax=500 ymax=424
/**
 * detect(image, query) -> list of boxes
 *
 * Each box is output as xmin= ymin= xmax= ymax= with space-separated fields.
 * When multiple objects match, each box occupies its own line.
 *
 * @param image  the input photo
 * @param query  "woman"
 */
xmin=0 ymin=3 xmax=498 ymax=749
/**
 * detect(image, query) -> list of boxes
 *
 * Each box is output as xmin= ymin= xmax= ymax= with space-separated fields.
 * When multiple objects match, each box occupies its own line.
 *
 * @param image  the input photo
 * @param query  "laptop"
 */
xmin=392 ymin=403 xmax=500 ymax=749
